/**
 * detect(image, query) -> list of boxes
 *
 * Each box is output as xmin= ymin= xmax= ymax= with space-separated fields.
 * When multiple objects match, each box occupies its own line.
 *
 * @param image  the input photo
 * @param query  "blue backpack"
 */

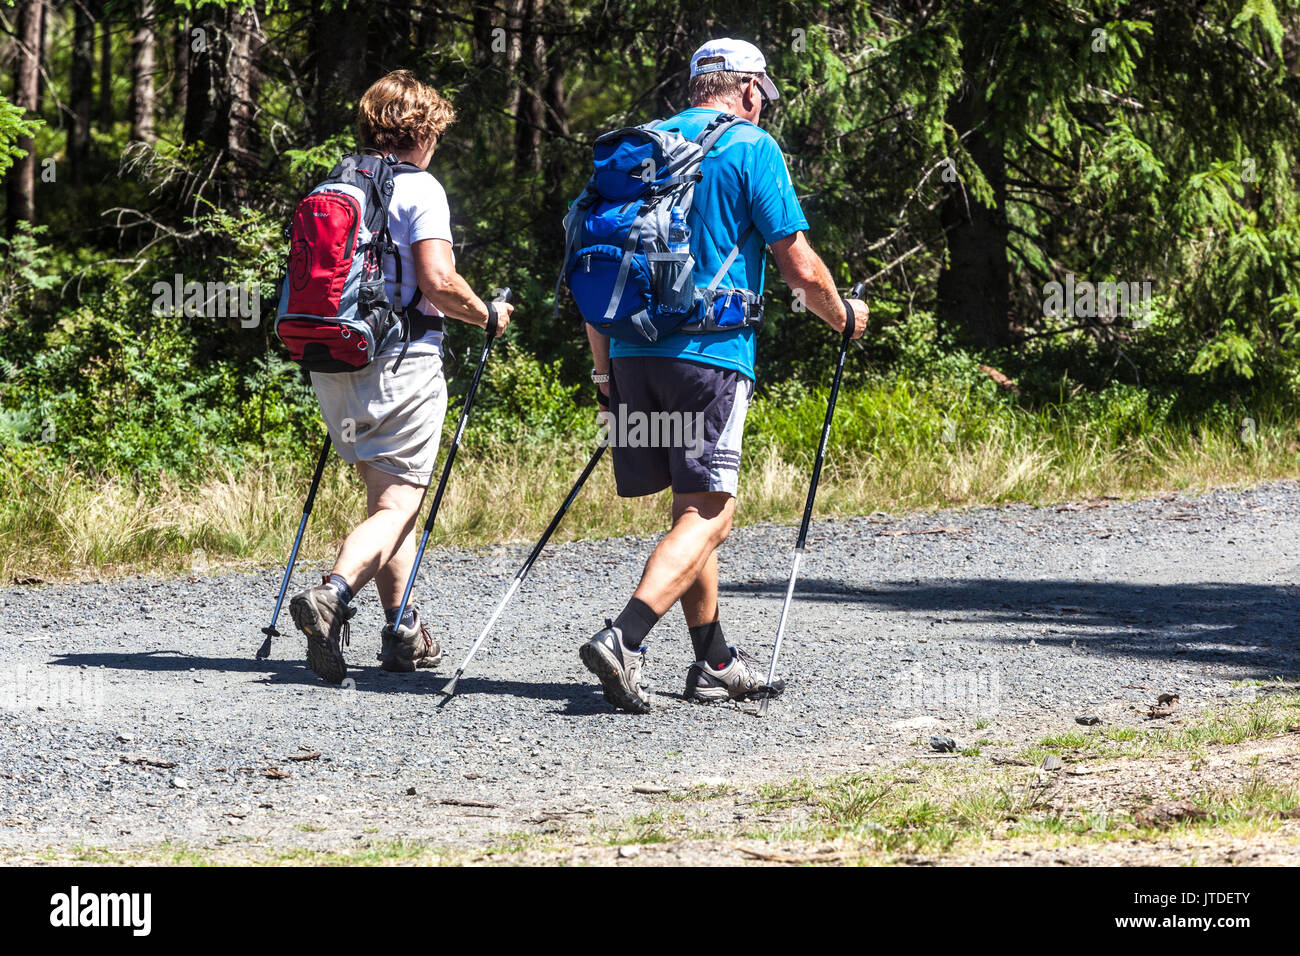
xmin=559 ymin=112 xmax=764 ymax=343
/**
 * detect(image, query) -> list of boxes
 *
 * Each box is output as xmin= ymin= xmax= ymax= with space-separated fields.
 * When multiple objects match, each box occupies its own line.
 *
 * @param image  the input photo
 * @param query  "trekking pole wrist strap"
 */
xmin=485 ymin=301 xmax=499 ymax=338
xmin=840 ymin=296 xmax=855 ymax=338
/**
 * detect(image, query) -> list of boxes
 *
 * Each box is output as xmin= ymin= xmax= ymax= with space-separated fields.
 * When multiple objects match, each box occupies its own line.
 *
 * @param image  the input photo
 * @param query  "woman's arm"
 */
xmin=412 ymin=237 xmax=514 ymax=333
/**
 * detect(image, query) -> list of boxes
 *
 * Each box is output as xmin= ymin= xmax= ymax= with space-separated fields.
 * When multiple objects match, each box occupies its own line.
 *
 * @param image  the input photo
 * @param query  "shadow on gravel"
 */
xmin=43 ymin=650 xmax=603 ymax=704
xmin=721 ymin=577 xmax=1300 ymax=675
xmin=46 ymin=650 xmax=323 ymax=685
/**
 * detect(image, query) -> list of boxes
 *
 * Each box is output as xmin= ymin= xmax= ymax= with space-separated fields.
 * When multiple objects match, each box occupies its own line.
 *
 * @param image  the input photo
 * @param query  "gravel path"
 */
xmin=1 ymin=482 xmax=1298 ymax=856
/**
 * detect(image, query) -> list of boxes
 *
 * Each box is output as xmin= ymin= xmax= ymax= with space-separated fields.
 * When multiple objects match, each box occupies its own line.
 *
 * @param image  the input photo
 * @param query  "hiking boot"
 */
xmin=377 ymin=609 xmax=443 ymax=673
xmin=684 ymin=646 xmax=784 ymax=703
xmin=579 ymin=620 xmax=651 ymax=714
xmin=289 ymin=577 xmax=356 ymax=685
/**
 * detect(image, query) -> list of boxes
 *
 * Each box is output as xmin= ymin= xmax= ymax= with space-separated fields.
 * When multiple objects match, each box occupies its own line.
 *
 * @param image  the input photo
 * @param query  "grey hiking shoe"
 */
xmin=289 ymin=577 xmax=355 ymax=685
xmin=684 ymin=646 xmax=784 ymax=703
xmin=580 ymin=620 xmax=651 ymax=714
xmin=377 ymin=609 xmax=443 ymax=673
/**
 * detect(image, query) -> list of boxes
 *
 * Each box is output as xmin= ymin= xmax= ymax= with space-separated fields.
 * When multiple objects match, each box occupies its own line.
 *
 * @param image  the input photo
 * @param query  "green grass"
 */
xmin=601 ymin=809 xmax=685 ymax=846
xmin=3 ymin=376 xmax=1299 ymax=581
xmin=1019 ymin=692 xmax=1300 ymax=764
xmin=41 ymin=841 xmax=230 ymax=866
xmin=716 ymin=693 xmax=1300 ymax=861
xmin=665 ymin=782 xmax=738 ymax=802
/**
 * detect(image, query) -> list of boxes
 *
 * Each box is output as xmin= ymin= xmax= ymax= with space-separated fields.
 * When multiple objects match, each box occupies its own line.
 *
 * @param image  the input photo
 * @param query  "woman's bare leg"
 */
xmin=330 ymin=462 xmax=426 ymax=603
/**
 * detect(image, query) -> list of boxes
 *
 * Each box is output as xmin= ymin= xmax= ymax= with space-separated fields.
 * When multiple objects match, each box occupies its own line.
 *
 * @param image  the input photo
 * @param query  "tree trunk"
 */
xmin=225 ymin=6 xmax=259 ymax=164
xmin=35 ymin=0 xmax=47 ymax=113
xmin=505 ymin=0 xmax=524 ymax=119
xmin=310 ymin=3 xmax=369 ymax=141
xmin=513 ymin=0 xmax=543 ymax=173
xmin=5 ymin=0 xmax=43 ymax=232
xmin=128 ymin=0 xmax=156 ymax=143
xmin=539 ymin=2 xmax=569 ymax=234
xmin=471 ymin=0 xmax=515 ymax=125
xmin=472 ymin=1 xmax=493 ymax=67
xmin=651 ymin=11 xmax=690 ymax=119
xmin=183 ymin=10 xmax=215 ymax=144
xmin=97 ymin=0 xmax=113 ymax=132
xmin=173 ymin=20 xmax=190 ymax=112
xmin=415 ymin=4 xmax=438 ymax=53
xmin=70 ymin=0 xmax=96 ymax=169
xmin=935 ymin=7 xmax=1013 ymax=348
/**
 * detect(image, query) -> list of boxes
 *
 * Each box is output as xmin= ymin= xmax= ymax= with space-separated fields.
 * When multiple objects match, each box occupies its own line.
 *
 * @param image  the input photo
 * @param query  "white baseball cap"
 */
xmin=689 ymin=38 xmax=779 ymax=101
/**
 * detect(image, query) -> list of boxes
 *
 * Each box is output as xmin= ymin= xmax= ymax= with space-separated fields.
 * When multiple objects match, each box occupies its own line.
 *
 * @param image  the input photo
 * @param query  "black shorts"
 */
xmin=606 ymin=356 xmax=754 ymax=498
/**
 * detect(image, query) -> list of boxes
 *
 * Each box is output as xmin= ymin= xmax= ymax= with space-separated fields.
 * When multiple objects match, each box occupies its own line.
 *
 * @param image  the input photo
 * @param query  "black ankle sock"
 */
xmin=384 ymin=606 xmax=415 ymax=630
xmin=689 ymin=619 xmax=731 ymax=668
xmin=328 ymin=573 xmax=353 ymax=606
xmin=613 ymin=598 xmax=660 ymax=650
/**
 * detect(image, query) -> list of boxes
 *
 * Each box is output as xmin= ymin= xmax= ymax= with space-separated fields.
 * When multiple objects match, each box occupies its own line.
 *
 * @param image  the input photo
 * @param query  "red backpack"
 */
xmin=275 ymin=152 xmax=417 ymax=372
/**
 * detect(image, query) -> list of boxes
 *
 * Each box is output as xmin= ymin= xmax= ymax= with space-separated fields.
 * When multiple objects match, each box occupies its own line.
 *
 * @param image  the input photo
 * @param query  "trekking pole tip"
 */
xmin=255 ymin=637 xmax=273 ymax=660
xmin=440 ymin=672 xmax=462 ymax=698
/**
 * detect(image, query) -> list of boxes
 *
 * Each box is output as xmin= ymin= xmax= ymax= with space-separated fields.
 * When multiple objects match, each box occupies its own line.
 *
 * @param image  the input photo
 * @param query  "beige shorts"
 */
xmin=310 ymin=353 xmax=447 ymax=486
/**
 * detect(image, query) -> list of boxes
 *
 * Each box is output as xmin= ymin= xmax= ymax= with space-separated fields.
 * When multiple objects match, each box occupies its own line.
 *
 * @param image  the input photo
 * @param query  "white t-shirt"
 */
xmin=383 ymin=167 xmax=453 ymax=356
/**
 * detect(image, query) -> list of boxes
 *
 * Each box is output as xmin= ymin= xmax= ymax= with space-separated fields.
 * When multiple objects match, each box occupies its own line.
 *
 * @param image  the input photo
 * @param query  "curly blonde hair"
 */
xmin=358 ymin=70 xmax=457 ymax=154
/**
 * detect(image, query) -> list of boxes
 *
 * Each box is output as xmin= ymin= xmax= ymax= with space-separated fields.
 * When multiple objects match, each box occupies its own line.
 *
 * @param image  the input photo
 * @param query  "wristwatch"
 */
xmin=591 ymin=369 xmax=610 ymax=385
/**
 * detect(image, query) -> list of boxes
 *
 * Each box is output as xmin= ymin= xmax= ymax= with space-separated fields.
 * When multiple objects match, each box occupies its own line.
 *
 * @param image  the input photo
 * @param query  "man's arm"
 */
xmin=586 ymin=323 xmax=611 ymax=405
xmin=769 ymin=231 xmax=867 ymax=338
xmin=413 ymin=238 xmax=514 ymax=333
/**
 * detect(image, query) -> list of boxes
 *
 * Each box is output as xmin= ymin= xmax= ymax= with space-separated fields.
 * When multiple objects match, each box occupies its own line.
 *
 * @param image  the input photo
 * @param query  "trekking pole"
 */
xmin=257 ymin=436 xmax=332 ymax=660
xmin=758 ymin=282 xmax=865 ymax=715
xmin=441 ymin=442 xmax=607 ymax=699
xmin=389 ymin=289 xmax=511 ymax=636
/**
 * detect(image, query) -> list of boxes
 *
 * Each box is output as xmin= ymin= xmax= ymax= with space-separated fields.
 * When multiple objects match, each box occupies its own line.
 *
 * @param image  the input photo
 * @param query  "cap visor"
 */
xmin=759 ymin=74 xmax=780 ymax=101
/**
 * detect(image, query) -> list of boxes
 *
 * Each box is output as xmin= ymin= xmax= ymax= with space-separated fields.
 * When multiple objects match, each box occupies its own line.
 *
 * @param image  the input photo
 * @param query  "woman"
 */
xmin=288 ymin=70 xmax=514 ymax=684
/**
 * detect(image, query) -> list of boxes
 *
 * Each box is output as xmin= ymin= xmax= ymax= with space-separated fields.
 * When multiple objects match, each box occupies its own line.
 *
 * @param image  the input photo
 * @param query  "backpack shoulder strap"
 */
xmin=705 ymin=224 xmax=756 ymax=291
xmin=691 ymin=112 xmax=746 ymax=157
xmin=331 ymin=152 xmax=395 ymax=235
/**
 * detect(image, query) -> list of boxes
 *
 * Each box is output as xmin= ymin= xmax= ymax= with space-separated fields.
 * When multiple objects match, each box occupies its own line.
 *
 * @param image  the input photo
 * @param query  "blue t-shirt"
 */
xmin=608 ymin=108 xmax=809 ymax=381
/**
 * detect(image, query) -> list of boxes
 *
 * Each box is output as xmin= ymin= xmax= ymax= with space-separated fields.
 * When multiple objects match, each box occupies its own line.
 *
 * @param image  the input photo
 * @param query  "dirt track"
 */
xmin=1 ymin=482 xmax=1298 ymax=861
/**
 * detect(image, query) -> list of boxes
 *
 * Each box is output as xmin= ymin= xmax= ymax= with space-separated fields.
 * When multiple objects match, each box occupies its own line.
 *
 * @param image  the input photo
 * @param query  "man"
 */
xmin=579 ymin=38 xmax=869 ymax=713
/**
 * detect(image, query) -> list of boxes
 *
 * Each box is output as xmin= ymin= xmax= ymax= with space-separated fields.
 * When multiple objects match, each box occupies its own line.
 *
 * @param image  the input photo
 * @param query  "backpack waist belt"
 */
xmin=408 ymin=309 xmax=446 ymax=333
xmin=680 ymin=288 xmax=765 ymax=334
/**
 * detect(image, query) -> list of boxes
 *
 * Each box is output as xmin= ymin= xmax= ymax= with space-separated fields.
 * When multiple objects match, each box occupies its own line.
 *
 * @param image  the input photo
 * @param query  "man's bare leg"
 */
xmin=578 ymin=491 xmax=734 ymax=713
xmin=631 ymin=491 xmax=734 ymax=617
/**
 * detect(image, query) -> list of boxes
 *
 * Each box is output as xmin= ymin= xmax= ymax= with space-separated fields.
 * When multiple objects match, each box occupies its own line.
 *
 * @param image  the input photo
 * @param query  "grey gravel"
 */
xmin=1 ymin=481 xmax=1299 ymax=854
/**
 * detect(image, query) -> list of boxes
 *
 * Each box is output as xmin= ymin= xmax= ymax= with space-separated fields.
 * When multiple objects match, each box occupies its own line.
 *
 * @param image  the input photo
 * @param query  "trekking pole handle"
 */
xmin=842 ymin=281 xmax=866 ymax=341
xmin=486 ymin=288 xmax=513 ymax=339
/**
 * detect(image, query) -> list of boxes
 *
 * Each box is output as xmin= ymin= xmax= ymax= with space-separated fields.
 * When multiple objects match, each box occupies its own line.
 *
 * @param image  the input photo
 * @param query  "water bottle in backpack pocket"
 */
xmin=648 ymin=206 xmax=696 ymax=316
